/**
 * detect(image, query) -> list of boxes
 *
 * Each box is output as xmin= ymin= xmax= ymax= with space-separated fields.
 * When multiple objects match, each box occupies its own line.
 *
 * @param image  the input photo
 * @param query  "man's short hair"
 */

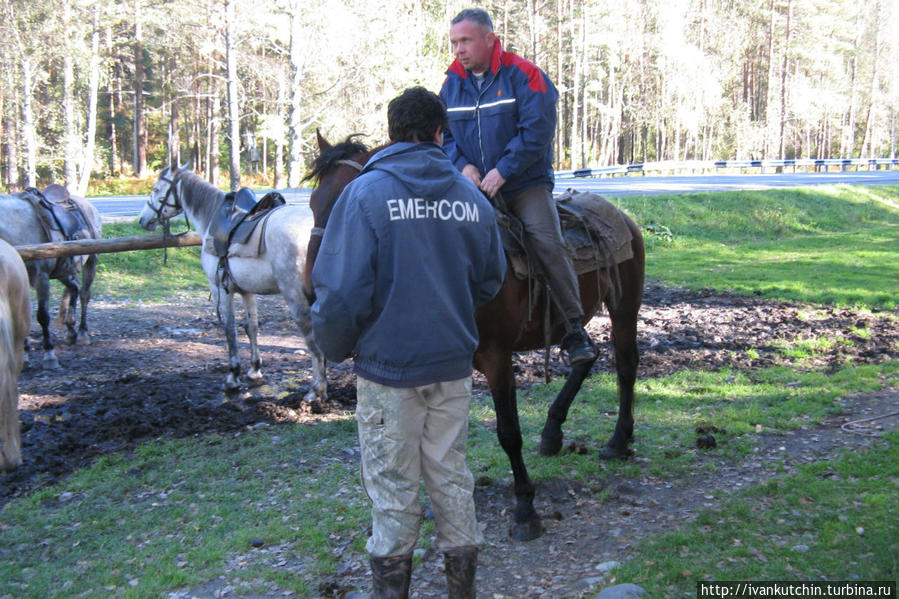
xmin=387 ymin=87 xmax=448 ymax=143
xmin=451 ymin=8 xmax=493 ymax=31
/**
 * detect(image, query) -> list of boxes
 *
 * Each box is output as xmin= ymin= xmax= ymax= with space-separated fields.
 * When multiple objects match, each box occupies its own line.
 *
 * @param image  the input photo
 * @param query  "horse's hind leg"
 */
xmin=59 ymin=274 xmax=80 ymax=345
xmin=243 ymin=293 xmax=263 ymax=383
xmin=34 ymin=274 xmax=59 ymax=369
xmin=75 ymin=254 xmax=96 ymax=345
xmin=286 ymin=292 xmax=327 ymax=403
xmin=539 ymin=357 xmax=597 ymax=456
xmin=219 ymin=288 xmax=242 ymax=391
xmin=601 ymin=295 xmax=641 ymax=460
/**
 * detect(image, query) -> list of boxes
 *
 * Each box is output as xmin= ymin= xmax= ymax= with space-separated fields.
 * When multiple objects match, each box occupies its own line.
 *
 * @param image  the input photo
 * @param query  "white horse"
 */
xmin=139 ymin=166 xmax=326 ymax=399
xmin=0 ymin=238 xmax=30 ymax=471
xmin=0 ymin=187 xmax=101 ymax=368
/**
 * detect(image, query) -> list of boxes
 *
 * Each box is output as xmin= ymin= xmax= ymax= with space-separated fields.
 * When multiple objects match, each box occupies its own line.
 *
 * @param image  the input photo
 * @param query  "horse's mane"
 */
xmin=303 ymin=135 xmax=370 ymax=184
xmin=174 ymin=169 xmax=226 ymax=226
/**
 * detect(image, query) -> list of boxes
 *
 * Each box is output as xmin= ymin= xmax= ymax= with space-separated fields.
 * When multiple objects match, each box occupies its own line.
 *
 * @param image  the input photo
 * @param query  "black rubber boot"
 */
xmin=444 ymin=546 xmax=478 ymax=599
xmin=370 ymin=553 xmax=413 ymax=599
xmin=562 ymin=321 xmax=597 ymax=366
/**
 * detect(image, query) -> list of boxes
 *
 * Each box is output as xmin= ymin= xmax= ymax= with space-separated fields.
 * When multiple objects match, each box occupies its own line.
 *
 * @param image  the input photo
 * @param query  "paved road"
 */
xmin=91 ymin=169 xmax=899 ymax=221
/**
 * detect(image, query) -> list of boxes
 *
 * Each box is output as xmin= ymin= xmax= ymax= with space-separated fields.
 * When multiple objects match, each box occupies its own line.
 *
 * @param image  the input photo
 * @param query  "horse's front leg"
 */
xmin=243 ymin=293 xmax=262 ymax=383
xmin=286 ymin=290 xmax=327 ymax=402
xmin=478 ymin=348 xmax=544 ymax=541
xmin=539 ymin=357 xmax=597 ymax=456
xmin=219 ymin=288 xmax=242 ymax=391
xmin=75 ymin=254 xmax=96 ymax=345
xmin=34 ymin=273 xmax=59 ymax=369
xmin=59 ymin=274 xmax=80 ymax=345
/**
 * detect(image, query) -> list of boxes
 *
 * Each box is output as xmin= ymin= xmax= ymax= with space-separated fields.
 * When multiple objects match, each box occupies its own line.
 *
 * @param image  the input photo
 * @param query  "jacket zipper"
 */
xmin=475 ymin=71 xmax=495 ymax=174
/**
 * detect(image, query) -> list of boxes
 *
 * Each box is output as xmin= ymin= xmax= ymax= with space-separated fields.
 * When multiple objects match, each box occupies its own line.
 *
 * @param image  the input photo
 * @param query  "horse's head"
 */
xmin=301 ymin=132 xmax=380 ymax=300
xmin=140 ymin=163 xmax=189 ymax=231
xmin=304 ymin=132 xmax=373 ymax=229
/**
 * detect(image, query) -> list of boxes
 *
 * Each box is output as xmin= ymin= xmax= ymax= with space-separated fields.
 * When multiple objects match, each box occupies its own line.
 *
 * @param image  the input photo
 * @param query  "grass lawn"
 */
xmin=2 ymin=184 xmax=897 ymax=597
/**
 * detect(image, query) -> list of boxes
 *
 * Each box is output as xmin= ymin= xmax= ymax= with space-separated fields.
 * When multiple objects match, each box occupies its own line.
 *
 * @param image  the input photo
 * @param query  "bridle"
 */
xmin=146 ymin=169 xmax=189 ymax=264
xmin=309 ymin=158 xmax=365 ymax=239
xmin=146 ymin=170 xmax=183 ymax=226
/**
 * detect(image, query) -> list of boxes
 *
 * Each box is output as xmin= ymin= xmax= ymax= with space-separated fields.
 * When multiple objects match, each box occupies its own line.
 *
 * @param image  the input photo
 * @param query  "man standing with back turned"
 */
xmin=440 ymin=8 xmax=597 ymax=365
xmin=311 ymin=87 xmax=506 ymax=598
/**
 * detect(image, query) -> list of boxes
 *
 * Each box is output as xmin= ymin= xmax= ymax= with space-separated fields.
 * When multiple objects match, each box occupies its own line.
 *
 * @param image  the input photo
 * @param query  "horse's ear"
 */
xmin=179 ymin=160 xmax=192 ymax=171
xmin=316 ymin=129 xmax=331 ymax=152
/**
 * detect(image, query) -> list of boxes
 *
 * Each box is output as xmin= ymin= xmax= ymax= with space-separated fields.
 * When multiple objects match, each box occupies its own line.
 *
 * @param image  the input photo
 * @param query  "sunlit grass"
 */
xmin=92 ymin=220 xmax=208 ymax=300
xmin=614 ymin=185 xmax=899 ymax=308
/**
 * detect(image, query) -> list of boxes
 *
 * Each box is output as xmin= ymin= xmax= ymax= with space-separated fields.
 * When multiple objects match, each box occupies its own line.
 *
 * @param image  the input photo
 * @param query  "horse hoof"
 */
xmin=76 ymin=333 xmax=90 ymax=346
xmin=509 ymin=518 xmax=544 ymax=542
xmin=539 ymin=434 xmax=563 ymax=456
xmin=599 ymin=445 xmax=634 ymax=461
xmin=41 ymin=350 xmax=60 ymax=370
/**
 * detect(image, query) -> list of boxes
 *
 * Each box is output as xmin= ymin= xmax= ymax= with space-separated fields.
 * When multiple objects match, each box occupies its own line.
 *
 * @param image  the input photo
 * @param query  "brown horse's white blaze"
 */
xmin=0 ymin=239 xmax=31 ymax=471
xmin=140 ymin=166 xmax=327 ymax=400
xmin=306 ymin=134 xmax=645 ymax=542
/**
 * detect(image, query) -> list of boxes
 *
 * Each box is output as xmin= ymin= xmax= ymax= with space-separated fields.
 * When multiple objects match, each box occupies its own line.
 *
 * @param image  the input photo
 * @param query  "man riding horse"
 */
xmin=440 ymin=8 xmax=597 ymax=367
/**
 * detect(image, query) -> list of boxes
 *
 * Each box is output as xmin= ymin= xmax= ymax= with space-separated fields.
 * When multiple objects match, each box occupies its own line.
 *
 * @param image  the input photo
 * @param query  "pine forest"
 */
xmin=0 ymin=0 xmax=896 ymax=193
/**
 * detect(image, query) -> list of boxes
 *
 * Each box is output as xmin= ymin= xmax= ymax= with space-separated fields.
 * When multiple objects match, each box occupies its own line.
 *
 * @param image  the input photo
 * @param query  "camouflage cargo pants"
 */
xmin=356 ymin=376 xmax=484 ymax=557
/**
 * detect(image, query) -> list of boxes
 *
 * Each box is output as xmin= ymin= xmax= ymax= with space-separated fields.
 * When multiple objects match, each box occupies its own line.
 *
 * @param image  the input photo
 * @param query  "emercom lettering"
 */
xmin=386 ymin=198 xmax=480 ymax=223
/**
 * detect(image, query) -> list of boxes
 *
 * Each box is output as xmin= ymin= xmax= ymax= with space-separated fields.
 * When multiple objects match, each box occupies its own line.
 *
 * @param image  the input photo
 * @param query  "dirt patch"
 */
xmin=3 ymin=282 xmax=897 ymax=597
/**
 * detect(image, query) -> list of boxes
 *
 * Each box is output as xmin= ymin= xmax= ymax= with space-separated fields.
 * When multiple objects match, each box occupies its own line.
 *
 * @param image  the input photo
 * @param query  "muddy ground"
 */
xmin=4 ymin=281 xmax=898 ymax=597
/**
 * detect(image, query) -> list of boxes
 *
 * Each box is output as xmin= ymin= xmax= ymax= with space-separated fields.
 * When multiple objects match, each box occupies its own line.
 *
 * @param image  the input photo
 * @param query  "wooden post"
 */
xmin=15 ymin=233 xmax=202 ymax=261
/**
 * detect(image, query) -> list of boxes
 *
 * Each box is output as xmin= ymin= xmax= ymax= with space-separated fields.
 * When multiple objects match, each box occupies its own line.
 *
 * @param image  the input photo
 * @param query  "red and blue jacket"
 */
xmin=439 ymin=38 xmax=559 ymax=198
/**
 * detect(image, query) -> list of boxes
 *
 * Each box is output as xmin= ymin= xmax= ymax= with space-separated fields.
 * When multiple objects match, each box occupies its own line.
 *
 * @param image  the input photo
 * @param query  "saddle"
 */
xmin=206 ymin=187 xmax=286 ymax=258
xmin=498 ymin=188 xmax=634 ymax=280
xmin=204 ymin=187 xmax=286 ymax=293
xmin=24 ymin=184 xmax=91 ymax=241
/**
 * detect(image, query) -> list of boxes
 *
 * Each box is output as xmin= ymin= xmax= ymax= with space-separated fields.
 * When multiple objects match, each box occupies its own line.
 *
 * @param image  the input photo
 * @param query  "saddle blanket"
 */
xmin=502 ymin=188 xmax=634 ymax=280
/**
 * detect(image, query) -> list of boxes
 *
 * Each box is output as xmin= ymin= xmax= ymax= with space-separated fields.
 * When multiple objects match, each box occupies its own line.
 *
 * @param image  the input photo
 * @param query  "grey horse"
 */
xmin=0 ymin=187 xmax=101 ymax=369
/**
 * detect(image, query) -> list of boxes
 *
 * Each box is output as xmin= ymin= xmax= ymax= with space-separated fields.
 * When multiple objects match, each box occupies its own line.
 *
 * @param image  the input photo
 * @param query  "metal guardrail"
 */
xmin=555 ymin=157 xmax=899 ymax=179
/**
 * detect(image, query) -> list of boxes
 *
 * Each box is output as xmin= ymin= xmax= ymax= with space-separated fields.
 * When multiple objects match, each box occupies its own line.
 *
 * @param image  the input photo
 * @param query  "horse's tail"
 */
xmin=0 ymin=296 xmax=22 ymax=471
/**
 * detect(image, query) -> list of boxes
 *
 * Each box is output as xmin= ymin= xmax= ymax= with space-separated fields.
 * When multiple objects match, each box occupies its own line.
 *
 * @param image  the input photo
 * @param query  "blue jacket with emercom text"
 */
xmin=310 ymin=142 xmax=507 ymax=387
xmin=439 ymin=38 xmax=559 ymax=198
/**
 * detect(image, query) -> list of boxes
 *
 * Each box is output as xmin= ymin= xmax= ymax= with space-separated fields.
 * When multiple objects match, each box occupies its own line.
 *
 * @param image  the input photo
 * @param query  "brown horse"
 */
xmin=0 ymin=239 xmax=30 ymax=471
xmin=304 ymin=133 xmax=645 ymax=541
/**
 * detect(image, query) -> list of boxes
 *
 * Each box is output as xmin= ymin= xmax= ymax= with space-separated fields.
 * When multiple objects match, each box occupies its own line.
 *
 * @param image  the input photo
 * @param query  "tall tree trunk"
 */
xmin=208 ymin=83 xmax=221 ymax=185
xmin=133 ymin=0 xmax=147 ymax=177
xmin=77 ymin=6 xmax=101 ymax=196
xmin=861 ymin=0 xmax=881 ymax=157
xmin=765 ymin=0 xmax=777 ymax=157
xmin=225 ymin=0 xmax=240 ymax=191
xmin=554 ymin=0 xmax=564 ymax=169
xmin=191 ymin=51 xmax=202 ymax=173
xmin=568 ymin=1 xmax=580 ymax=168
xmin=274 ymin=68 xmax=286 ymax=188
xmin=842 ymin=8 xmax=862 ymax=157
xmin=22 ymin=57 xmax=36 ymax=187
xmin=286 ymin=0 xmax=304 ymax=188
xmin=63 ymin=42 xmax=79 ymax=192
xmin=778 ymin=0 xmax=792 ymax=159
xmin=106 ymin=28 xmax=120 ymax=176
xmin=169 ymin=95 xmax=181 ymax=166
xmin=4 ymin=69 xmax=19 ymax=190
